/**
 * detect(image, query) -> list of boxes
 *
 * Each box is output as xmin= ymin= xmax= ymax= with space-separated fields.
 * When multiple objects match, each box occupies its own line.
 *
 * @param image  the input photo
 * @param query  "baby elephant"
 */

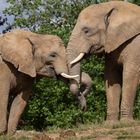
xmin=0 ymin=29 xmax=78 ymax=135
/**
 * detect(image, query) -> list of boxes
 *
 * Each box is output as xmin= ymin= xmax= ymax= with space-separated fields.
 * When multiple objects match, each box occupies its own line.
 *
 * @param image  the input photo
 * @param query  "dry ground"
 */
xmin=1 ymin=121 xmax=140 ymax=140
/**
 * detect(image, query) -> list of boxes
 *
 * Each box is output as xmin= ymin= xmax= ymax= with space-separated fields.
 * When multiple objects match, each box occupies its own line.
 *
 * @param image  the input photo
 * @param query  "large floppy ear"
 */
xmin=104 ymin=4 xmax=140 ymax=53
xmin=0 ymin=30 xmax=36 ymax=77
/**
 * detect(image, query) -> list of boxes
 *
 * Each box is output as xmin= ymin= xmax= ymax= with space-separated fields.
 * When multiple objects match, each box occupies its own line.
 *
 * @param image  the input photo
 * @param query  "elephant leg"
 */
xmin=0 ymin=83 xmax=10 ymax=134
xmin=120 ymin=64 xmax=139 ymax=121
xmin=105 ymin=66 xmax=122 ymax=122
xmin=7 ymin=90 xmax=32 ymax=135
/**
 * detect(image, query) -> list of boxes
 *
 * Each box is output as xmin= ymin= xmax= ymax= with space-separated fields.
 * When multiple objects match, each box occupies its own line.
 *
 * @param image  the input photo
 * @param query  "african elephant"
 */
xmin=67 ymin=1 xmax=140 ymax=123
xmin=0 ymin=29 xmax=78 ymax=135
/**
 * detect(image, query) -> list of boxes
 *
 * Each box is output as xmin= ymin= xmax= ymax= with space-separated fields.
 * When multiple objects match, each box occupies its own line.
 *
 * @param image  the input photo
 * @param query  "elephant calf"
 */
xmin=0 ymin=29 xmax=78 ymax=135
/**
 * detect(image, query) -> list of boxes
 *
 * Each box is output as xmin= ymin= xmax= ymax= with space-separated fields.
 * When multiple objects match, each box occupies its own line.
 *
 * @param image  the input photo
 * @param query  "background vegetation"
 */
xmin=1 ymin=0 xmax=140 ymax=131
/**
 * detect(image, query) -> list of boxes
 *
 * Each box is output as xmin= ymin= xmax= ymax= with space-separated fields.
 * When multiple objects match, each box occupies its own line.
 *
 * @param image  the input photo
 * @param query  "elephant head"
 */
xmin=67 ymin=1 xmax=140 ymax=101
xmin=0 ymin=29 xmax=78 ymax=79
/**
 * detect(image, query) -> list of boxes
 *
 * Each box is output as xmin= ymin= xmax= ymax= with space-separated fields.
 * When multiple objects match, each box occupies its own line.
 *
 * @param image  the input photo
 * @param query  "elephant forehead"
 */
xmin=50 ymin=44 xmax=66 ymax=54
xmin=79 ymin=6 xmax=103 ymax=28
xmin=43 ymin=35 xmax=63 ymax=43
xmin=79 ymin=15 xmax=100 ymax=30
xmin=79 ymin=4 xmax=105 ymax=18
xmin=79 ymin=7 xmax=94 ymax=22
xmin=40 ymin=41 xmax=65 ymax=56
xmin=43 ymin=35 xmax=64 ymax=47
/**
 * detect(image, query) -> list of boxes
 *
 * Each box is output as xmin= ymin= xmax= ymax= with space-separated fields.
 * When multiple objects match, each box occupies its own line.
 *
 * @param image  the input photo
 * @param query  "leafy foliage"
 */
xmin=2 ymin=0 xmax=140 ymax=130
xmin=129 ymin=0 xmax=140 ymax=5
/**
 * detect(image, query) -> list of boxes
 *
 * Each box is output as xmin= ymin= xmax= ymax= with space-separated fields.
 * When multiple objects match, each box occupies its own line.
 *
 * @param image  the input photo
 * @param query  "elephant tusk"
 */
xmin=70 ymin=53 xmax=85 ymax=65
xmin=61 ymin=73 xmax=79 ymax=79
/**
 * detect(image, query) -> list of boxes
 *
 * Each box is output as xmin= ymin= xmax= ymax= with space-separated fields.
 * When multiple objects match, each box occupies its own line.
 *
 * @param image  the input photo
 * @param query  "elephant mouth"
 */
xmin=89 ymin=45 xmax=104 ymax=54
xmin=37 ymin=65 xmax=57 ymax=78
xmin=69 ymin=45 xmax=104 ymax=66
xmin=37 ymin=65 xmax=79 ymax=79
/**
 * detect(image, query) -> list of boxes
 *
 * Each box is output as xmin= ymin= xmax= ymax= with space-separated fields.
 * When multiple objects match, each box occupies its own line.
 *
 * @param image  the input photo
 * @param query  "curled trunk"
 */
xmin=67 ymin=43 xmax=92 ymax=111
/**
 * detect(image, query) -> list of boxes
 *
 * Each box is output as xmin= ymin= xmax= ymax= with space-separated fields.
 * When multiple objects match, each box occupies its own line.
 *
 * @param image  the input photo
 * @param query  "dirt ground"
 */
xmin=1 ymin=121 xmax=140 ymax=140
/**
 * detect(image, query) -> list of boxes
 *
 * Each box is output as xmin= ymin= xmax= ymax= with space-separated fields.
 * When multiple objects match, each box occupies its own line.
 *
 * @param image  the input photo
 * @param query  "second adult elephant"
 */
xmin=67 ymin=1 xmax=140 ymax=122
xmin=0 ymin=29 xmax=78 ymax=135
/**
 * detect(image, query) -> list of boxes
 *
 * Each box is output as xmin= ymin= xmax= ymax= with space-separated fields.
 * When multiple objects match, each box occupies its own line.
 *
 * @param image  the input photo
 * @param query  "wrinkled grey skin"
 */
xmin=0 ymin=29 xmax=69 ymax=135
xmin=70 ymin=72 xmax=92 ymax=111
xmin=67 ymin=1 xmax=140 ymax=123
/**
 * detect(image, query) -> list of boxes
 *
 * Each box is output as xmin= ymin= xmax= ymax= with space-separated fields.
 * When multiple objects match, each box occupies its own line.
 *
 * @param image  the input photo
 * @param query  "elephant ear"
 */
xmin=0 ymin=30 xmax=36 ymax=77
xmin=105 ymin=4 xmax=140 ymax=53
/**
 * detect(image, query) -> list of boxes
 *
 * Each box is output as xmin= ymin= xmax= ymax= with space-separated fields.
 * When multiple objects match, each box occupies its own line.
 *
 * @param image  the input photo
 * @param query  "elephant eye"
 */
xmin=82 ymin=27 xmax=93 ymax=37
xmin=82 ymin=27 xmax=98 ymax=37
xmin=82 ymin=27 xmax=90 ymax=34
xmin=50 ymin=52 xmax=57 ymax=58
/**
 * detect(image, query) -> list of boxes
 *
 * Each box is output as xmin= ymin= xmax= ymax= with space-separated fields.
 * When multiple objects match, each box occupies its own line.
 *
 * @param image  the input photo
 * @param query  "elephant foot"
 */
xmin=0 ymin=131 xmax=6 ymax=136
xmin=105 ymin=113 xmax=119 ymax=128
xmin=104 ymin=120 xmax=119 ymax=128
xmin=7 ymin=129 xmax=16 ymax=137
xmin=120 ymin=117 xmax=137 ymax=126
xmin=0 ymin=127 xmax=7 ymax=135
xmin=77 ymin=93 xmax=87 ymax=111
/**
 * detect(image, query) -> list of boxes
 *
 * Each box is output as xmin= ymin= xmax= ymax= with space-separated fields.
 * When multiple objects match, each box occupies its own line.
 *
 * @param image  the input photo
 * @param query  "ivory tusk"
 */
xmin=61 ymin=73 xmax=79 ymax=79
xmin=70 ymin=53 xmax=85 ymax=65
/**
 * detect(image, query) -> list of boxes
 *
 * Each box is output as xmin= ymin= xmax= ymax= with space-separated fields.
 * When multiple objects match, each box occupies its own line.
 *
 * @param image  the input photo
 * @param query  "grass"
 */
xmin=0 ymin=121 xmax=140 ymax=140
xmin=0 ymin=136 xmax=30 ymax=140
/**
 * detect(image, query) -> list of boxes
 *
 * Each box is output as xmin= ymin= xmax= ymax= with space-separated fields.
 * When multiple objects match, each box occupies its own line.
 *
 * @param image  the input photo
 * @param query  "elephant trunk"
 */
xmin=66 ymin=26 xmax=83 ymax=85
xmin=66 ymin=25 xmax=90 ymax=84
xmin=66 ymin=24 xmax=93 ymax=110
xmin=67 ymin=35 xmax=92 ymax=111
xmin=67 ymin=42 xmax=81 ymax=95
xmin=67 ymin=46 xmax=82 ymax=107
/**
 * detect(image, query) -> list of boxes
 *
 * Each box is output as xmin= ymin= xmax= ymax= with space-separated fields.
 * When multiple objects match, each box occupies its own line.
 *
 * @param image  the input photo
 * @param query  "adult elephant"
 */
xmin=67 ymin=1 xmax=140 ymax=123
xmin=0 ymin=29 xmax=79 ymax=135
